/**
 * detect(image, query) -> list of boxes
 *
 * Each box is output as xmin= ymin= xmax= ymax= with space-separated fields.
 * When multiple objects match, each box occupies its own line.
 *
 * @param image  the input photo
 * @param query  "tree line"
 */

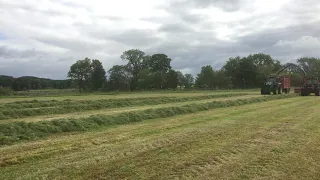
xmin=1 ymin=49 xmax=320 ymax=93
xmin=67 ymin=49 xmax=195 ymax=92
xmin=67 ymin=50 xmax=320 ymax=92
xmin=0 ymin=75 xmax=72 ymax=91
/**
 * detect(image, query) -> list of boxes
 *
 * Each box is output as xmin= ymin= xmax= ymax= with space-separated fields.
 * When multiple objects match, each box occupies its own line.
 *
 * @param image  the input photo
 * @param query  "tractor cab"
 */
xmin=265 ymin=76 xmax=278 ymax=85
xmin=261 ymin=76 xmax=282 ymax=95
xmin=300 ymin=77 xmax=320 ymax=96
xmin=305 ymin=77 xmax=319 ymax=86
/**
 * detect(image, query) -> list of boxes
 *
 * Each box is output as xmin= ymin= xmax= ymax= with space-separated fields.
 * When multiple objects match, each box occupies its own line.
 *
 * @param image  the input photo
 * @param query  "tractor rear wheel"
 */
xmin=272 ymin=88 xmax=277 ymax=95
xmin=278 ymin=87 xmax=282 ymax=94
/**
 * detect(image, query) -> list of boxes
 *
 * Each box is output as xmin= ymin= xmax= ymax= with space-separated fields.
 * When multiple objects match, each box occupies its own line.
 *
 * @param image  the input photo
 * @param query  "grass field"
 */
xmin=1 ymin=91 xmax=319 ymax=180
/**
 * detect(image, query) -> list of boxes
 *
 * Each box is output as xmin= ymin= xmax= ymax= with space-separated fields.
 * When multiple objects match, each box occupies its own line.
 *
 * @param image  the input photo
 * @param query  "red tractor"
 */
xmin=294 ymin=77 xmax=320 ymax=96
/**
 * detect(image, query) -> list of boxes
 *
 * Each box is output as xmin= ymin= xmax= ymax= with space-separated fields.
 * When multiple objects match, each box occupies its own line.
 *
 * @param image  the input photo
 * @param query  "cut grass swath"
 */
xmin=0 ymin=93 xmax=248 ymax=120
xmin=1 ymin=93 xmax=249 ymax=109
xmin=0 ymin=94 xmax=297 ymax=145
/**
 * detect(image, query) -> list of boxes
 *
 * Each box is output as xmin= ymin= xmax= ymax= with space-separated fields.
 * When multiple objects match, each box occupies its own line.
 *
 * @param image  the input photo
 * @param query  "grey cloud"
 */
xmin=34 ymin=36 xmax=103 ymax=52
xmin=0 ymin=58 xmax=69 ymax=79
xmin=1 ymin=0 xmax=320 ymax=79
xmin=0 ymin=2 xmax=68 ymax=17
xmin=99 ymin=16 xmax=127 ymax=21
xmin=0 ymin=46 xmax=40 ymax=59
xmin=158 ymin=23 xmax=194 ymax=33
xmin=236 ymin=21 xmax=320 ymax=49
xmin=191 ymin=0 xmax=243 ymax=12
xmin=165 ymin=0 xmax=244 ymax=14
xmin=56 ymin=1 xmax=92 ymax=10
xmin=180 ymin=13 xmax=210 ymax=24
xmin=107 ymin=29 xmax=161 ymax=47
xmin=266 ymin=37 xmax=320 ymax=61
xmin=0 ymin=46 xmax=70 ymax=79
xmin=145 ymin=38 xmax=252 ymax=75
xmin=142 ymin=21 xmax=320 ymax=75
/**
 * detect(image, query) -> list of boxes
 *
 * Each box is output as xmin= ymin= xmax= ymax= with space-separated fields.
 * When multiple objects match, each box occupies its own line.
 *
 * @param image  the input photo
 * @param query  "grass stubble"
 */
xmin=0 ymin=94 xmax=295 ymax=145
xmin=0 ymin=96 xmax=319 ymax=179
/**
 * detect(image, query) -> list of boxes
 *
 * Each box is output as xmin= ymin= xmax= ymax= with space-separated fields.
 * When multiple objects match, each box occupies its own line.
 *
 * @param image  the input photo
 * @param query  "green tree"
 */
xmin=238 ymin=57 xmax=258 ymax=88
xmin=0 ymin=86 xmax=13 ymax=96
xmin=0 ymin=75 xmax=14 ymax=88
xmin=223 ymin=56 xmax=241 ymax=88
xmin=297 ymin=57 xmax=320 ymax=78
xmin=165 ymin=69 xmax=178 ymax=89
xmin=214 ymin=70 xmax=229 ymax=89
xmin=248 ymin=53 xmax=274 ymax=66
xmin=290 ymin=73 xmax=304 ymax=87
xmin=195 ymin=65 xmax=215 ymax=88
xmin=68 ymin=57 xmax=93 ymax=93
xmin=247 ymin=53 xmax=281 ymax=86
xmin=147 ymin=53 xmax=172 ymax=89
xmin=137 ymin=68 xmax=153 ymax=90
xmin=184 ymin=73 xmax=194 ymax=88
xmin=91 ymin=59 xmax=106 ymax=90
xmin=121 ymin=49 xmax=146 ymax=91
xmin=148 ymin=54 xmax=172 ymax=72
xmin=108 ymin=65 xmax=131 ymax=91
xmin=11 ymin=76 xmax=35 ymax=91
xmin=151 ymin=71 xmax=166 ymax=89
xmin=223 ymin=54 xmax=281 ymax=88
xmin=176 ymin=71 xmax=186 ymax=89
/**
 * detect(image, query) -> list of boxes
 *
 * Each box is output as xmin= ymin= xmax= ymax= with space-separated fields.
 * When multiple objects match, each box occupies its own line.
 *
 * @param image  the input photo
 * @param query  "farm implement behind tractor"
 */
xmin=294 ymin=77 xmax=320 ymax=96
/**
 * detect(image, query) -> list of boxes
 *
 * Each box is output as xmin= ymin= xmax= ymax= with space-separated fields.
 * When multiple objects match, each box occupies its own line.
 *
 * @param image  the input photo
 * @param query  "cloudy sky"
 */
xmin=0 ymin=0 xmax=320 ymax=79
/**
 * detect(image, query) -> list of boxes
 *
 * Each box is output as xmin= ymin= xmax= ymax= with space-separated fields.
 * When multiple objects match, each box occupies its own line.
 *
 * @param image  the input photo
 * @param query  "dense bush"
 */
xmin=0 ymin=87 xmax=13 ymax=96
xmin=0 ymin=94 xmax=297 ymax=145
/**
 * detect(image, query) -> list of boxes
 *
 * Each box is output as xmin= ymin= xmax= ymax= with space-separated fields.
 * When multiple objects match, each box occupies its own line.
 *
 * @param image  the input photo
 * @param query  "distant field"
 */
xmin=1 ymin=90 xmax=319 ymax=179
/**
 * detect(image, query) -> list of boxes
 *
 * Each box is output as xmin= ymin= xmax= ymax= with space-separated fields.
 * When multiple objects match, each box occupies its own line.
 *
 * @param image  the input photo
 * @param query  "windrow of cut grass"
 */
xmin=1 ymin=93 xmax=250 ymax=109
xmin=0 ymin=95 xmax=261 ymax=124
xmin=0 ymin=93 xmax=249 ymax=120
xmin=0 ymin=94 xmax=297 ymax=146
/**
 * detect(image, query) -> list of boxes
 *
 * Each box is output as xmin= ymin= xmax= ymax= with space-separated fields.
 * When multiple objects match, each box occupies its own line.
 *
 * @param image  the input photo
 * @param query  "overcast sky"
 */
xmin=0 ymin=0 xmax=320 ymax=79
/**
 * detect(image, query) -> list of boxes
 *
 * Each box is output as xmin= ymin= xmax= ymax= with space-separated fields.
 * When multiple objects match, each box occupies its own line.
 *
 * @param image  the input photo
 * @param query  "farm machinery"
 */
xmin=294 ymin=77 xmax=320 ymax=96
xmin=261 ymin=62 xmax=320 ymax=96
xmin=261 ymin=63 xmax=303 ymax=95
xmin=261 ymin=75 xmax=290 ymax=95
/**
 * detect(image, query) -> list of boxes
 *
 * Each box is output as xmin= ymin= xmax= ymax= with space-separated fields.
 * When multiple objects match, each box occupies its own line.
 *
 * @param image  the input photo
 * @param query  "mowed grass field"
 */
xmin=1 ymin=91 xmax=320 ymax=180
